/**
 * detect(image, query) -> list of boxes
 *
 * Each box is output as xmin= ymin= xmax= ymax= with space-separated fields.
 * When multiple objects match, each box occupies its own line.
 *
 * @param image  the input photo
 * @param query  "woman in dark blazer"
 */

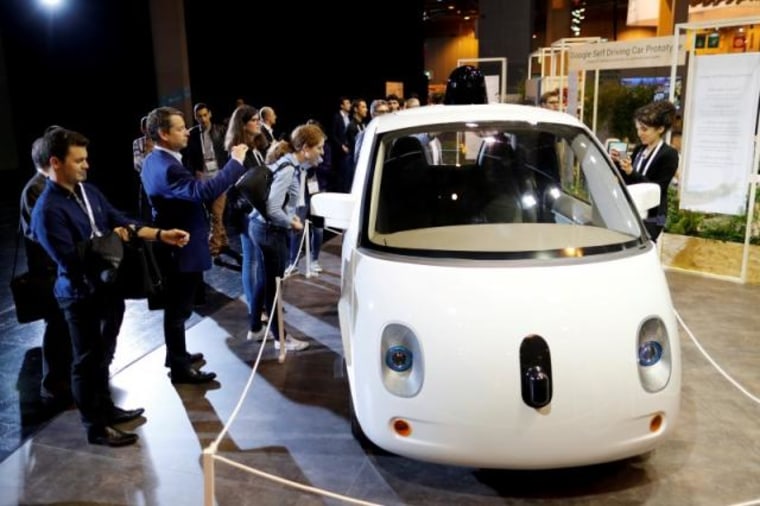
xmin=611 ymin=100 xmax=679 ymax=241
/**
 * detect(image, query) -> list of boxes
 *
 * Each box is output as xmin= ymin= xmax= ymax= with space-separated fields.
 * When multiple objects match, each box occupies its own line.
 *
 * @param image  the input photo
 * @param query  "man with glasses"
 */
xmin=540 ymin=89 xmax=561 ymax=111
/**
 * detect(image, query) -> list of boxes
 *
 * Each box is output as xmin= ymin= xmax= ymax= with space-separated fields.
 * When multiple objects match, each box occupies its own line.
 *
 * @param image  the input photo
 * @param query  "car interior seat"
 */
xmin=376 ymin=136 xmax=433 ymax=234
xmin=475 ymin=136 xmax=539 ymax=223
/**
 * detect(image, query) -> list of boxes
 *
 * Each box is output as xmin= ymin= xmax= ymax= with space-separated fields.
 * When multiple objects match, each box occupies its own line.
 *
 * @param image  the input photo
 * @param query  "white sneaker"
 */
xmin=310 ymin=261 xmax=323 ymax=273
xmin=273 ymin=335 xmax=310 ymax=351
xmin=246 ymin=328 xmax=266 ymax=341
xmin=285 ymin=264 xmax=300 ymax=276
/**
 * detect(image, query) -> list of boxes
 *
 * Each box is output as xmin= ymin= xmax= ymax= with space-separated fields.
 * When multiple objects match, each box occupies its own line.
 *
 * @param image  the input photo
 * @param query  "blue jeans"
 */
xmin=251 ymin=219 xmax=288 ymax=338
xmin=309 ymin=219 xmax=323 ymax=262
xmin=288 ymin=206 xmax=307 ymax=266
xmin=241 ymin=214 xmax=265 ymax=332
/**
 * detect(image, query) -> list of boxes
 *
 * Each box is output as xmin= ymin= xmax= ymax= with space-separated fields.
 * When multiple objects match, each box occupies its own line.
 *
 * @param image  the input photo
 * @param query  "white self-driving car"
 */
xmin=312 ymin=104 xmax=680 ymax=469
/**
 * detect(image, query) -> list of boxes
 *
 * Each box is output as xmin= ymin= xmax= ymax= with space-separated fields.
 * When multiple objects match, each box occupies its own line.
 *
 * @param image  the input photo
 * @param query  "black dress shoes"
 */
xmin=87 ymin=425 xmax=138 ymax=447
xmin=169 ymin=367 xmax=217 ymax=384
xmin=109 ymin=406 xmax=146 ymax=424
xmin=164 ymin=352 xmax=205 ymax=368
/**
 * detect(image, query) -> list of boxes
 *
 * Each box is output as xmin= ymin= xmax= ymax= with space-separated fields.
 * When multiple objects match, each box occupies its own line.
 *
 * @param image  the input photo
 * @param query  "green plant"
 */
xmin=584 ymin=78 xmax=655 ymax=141
xmin=665 ymin=186 xmax=760 ymax=245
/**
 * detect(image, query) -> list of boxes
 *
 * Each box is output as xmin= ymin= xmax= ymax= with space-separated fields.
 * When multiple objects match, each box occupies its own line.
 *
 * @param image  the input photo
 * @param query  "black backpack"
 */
xmin=233 ymin=161 xmax=293 ymax=220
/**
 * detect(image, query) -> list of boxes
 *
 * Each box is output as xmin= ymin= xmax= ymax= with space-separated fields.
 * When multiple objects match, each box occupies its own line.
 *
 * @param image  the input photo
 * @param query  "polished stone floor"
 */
xmin=0 ymin=197 xmax=759 ymax=504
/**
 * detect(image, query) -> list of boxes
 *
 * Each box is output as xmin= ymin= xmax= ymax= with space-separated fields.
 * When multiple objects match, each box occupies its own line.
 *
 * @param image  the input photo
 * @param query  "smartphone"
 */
xmin=608 ymin=141 xmax=628 ymax=156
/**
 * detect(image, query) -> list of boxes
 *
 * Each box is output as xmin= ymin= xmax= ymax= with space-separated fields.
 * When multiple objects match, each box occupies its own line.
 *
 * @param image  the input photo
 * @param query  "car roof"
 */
xmin=372 ymin=103 xmax=584 ymax=133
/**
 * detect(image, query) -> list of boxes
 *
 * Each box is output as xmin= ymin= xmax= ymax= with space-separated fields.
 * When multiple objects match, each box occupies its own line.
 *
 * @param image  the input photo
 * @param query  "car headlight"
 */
xmin=637 ymin=317 xmax=672 ymax=392
xmin=385 ymin=345 xmax=413 ymax=372
xmin=380 ymin=324 xmax=424 ymax=397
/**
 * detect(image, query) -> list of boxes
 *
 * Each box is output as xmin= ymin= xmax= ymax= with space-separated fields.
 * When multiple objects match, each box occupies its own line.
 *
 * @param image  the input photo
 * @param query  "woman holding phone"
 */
xmin=611 ymin=100 xmax=679 ymax=241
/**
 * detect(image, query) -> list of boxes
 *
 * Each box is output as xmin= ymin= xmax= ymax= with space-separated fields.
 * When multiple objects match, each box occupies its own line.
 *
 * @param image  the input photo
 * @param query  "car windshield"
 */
xmin=360 ymin=121 xmax=645 ymax=259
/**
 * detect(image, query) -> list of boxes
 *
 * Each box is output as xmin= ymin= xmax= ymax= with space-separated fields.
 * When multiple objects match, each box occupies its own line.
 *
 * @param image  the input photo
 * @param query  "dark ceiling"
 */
xmin=423 ymin=0 xmax=479 ymax=37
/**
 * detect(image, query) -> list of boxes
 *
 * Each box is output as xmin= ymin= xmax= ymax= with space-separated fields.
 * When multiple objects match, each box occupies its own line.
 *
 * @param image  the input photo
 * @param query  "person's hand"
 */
xmin=230 ymin=143 xmax=249 ymax=164
xmin=113 ymin=227 xmax=130 ymax=242
xmin=159 ymin=229 xmax=190 ymax=247
xmin=290 ymin=215 xmax=303 ymax=231
xmin=610 ymin=149 xmax=632 ymax=175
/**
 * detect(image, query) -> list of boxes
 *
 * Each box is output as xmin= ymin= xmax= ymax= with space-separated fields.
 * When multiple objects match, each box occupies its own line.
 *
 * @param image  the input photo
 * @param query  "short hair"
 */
xmin=540 ymin=89 xmax=560 ymax=105
xmin=193 ymin=102 xmax=209 ymax=116
xmin=260 ymin=106 xmax=274 ymax=122
xmin=44 ymin=127 xmax=89 ymax=162
xmin=386 ymin=94 xmax=400 ymax=102
xmin=146 ymin=107 xmax=183 ymax=142
xmin=139 ymin=115 xmax=149 ymax=132
xmin=31 ymin=136 xmax=49 ymax=170
xmin=370 ymin=99 xmax=389 ymax=117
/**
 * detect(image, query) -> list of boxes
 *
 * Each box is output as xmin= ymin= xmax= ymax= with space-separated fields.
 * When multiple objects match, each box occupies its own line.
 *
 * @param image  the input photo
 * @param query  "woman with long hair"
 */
xmin=223 ymin=105 xmax=267 ymax=339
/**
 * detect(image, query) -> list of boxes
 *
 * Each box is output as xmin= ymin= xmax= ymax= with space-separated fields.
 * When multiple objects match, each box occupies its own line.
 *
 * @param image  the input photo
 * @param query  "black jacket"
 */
xmin=182 ymin=123 xmax=227 ymax=176
xmin=621 ymin=142 xmax=679 ymax=220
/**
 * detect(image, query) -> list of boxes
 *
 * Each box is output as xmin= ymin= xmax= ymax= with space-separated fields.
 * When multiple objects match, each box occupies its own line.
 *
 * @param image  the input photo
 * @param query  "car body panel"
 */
xmin=312 ymin=103 xmax=681 ymax=469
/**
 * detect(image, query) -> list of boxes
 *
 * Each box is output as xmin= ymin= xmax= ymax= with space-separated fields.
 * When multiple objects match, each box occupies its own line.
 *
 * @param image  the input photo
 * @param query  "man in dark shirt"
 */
xmin=32 ymin=127 xmax=190 ymax=447
xmin=19 ymin=133 xmax=72 ymax=409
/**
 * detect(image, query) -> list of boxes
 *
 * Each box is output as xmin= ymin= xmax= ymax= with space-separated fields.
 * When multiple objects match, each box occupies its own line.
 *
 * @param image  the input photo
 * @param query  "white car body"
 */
xmin=313 ymin=104 xmax=681 ymax=469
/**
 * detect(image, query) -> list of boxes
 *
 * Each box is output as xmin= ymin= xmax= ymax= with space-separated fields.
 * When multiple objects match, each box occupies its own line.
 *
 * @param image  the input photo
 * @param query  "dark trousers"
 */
xmin=163 ymin=270 xmax=203 ymax=371
xmin=251 ymin=220 xmax=288 ymax=338
xmin=40 ymin=305 xmax=73 ymax=401
xmin=59 ymin=289 xmax=124 ymax=434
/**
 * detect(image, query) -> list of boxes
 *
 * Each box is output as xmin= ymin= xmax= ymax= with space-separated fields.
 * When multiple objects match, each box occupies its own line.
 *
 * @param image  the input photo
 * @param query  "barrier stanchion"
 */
xmin=304 ymin=219 xmax=312 ymax=278
xmin=276 ymin=275 xmax=286 ymax=363
xmin=203 ymin=447 xmax=215 ymax=506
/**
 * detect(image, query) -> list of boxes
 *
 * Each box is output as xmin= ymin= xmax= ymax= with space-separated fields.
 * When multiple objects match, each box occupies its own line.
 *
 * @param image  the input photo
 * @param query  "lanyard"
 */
xmin=634 ymin=140 xmax=663 ymax=176
xmin=74 ymin=183 xmax=103 ymax=238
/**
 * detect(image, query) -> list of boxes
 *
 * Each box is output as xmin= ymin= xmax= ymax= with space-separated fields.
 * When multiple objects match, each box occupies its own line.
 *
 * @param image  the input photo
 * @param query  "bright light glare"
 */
xmin=40 ymin=0 xmax=63 ymax=8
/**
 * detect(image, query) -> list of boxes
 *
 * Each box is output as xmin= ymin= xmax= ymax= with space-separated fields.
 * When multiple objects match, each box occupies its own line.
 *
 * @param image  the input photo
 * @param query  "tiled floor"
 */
xmin=1 ymin=199 xmax=759 ymax=504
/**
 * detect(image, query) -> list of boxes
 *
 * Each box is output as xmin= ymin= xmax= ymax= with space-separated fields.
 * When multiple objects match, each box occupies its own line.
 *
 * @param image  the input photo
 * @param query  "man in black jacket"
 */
xmin=182 ymin=103 xmax=237 ymax=263
xmin=19 ymin=131 xmax=72 ymax=410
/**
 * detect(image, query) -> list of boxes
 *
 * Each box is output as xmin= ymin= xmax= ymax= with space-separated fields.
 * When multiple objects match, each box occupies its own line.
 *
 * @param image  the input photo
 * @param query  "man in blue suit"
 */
xmin=141 ymin=107 xmax=249 ymax=384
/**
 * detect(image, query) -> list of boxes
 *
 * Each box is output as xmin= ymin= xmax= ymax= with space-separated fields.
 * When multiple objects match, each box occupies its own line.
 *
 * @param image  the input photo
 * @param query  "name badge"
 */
xmin=307 ymin=179 xmax=320 ymax=195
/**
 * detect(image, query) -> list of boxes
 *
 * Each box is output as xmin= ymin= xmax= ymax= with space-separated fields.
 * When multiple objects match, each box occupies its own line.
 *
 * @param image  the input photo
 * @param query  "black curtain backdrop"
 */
xmin=183 ymin=0 xmax=426 ymax=141
xmin=1 ymin=0 xmax=425 ymax=214
xmin=0 ymin=0 xmax=157 ymax=212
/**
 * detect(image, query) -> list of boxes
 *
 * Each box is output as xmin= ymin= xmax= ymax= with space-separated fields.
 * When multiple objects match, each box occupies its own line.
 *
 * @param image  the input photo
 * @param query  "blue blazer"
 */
xmin=141 ymin=149 xmax=246 ymax=272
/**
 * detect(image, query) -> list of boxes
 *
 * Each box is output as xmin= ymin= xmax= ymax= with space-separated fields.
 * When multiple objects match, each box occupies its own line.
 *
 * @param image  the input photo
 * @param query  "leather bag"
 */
xmin=10 ymin=270 xmax=56 ymax=323
xmin=117 ymin=237 xmax=164 ymax=300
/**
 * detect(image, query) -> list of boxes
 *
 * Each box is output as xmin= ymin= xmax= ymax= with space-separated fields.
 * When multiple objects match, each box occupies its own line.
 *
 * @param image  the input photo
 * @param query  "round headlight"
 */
xmin=638 ymin=340 xmax=663 ymax=366
xmin=385 ymin=345 xmax=413 ymax=372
